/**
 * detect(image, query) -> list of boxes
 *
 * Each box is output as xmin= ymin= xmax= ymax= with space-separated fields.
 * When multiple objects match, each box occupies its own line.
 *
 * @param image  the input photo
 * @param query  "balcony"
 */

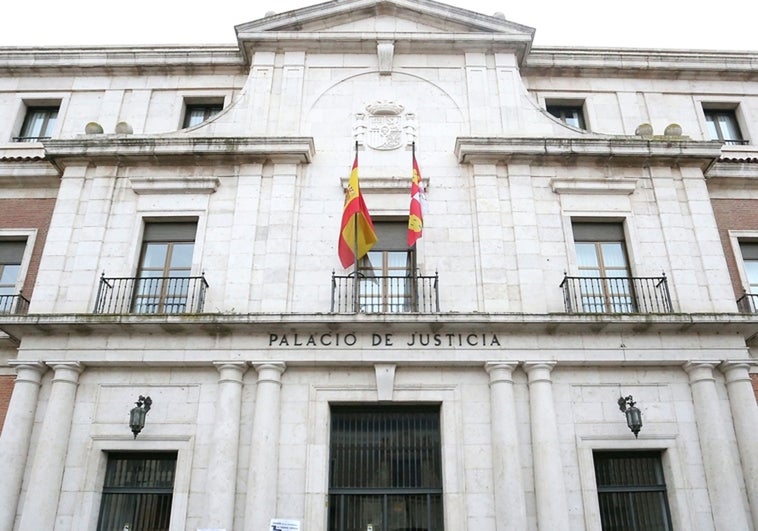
xmin=737 ymin=293 xmax=758 ymax=314
xmin=560 ymin=274 xmax=673 ymax=314
xmin=94 ymin=274 xmax=208 ymax=314
xmin=331 ymin=272 xmax=439 ymax=313
xmin=0 ymin=293 xmax=29 ymax=315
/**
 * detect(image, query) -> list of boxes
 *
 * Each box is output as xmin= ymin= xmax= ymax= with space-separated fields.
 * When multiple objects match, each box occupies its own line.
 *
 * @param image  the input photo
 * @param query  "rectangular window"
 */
xmin=594 ymin=451 xmax=673 ymax=531
xmin=547 ymin=102 xmax=586 ymax=129
xmin=134 ymin=221 xmax=197 ymax=314
xmin=97 ymin=452 xmax=176 ymax=531
xmin=738 ymin=241 xmax=758 ymax=312
xmin=328 ymin=405 xmax=444 ymax=531
xmin=16 ymin=106 xmax=59 ymax=142
xmin=703 ymin=107 xmax=746 ymax=145
xmin=359 ymin=221 xmax=416 ymax=313
xmin=182 ymin=102 xmax=223 ymax=128
xmin=0 ymin=240 xmax=27 ymax=313
xmin=572 ymin=222 xmax=633 ymax=313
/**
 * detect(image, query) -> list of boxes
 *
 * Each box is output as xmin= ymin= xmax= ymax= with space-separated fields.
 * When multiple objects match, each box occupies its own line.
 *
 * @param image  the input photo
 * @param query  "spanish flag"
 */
xmin=407 ymin=150 xmax=424 ymax=246
xmin=338 ymin=152 xmax=377 ymax=268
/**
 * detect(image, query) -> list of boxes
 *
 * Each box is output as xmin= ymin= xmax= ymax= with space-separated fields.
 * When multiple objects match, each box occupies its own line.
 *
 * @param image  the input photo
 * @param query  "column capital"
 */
xmin=683 ymin=361 xmax=720 ymax=383
xmin=523 ymin=361 xmax=556 ymax=384
xmin=46 ymin=361 xmax=84 ymax=384
xmin=252 ymin=362 xmax=286 ymax=384
xmin=719 ymin=360 xmax=756 ymax=384
xmin=485 ymin=361 xmax=519 ymax=384
xmin=213 ymin=361 xmax=249 ymax=383
xmin=8 ymin=361 xmax=46 ymax=384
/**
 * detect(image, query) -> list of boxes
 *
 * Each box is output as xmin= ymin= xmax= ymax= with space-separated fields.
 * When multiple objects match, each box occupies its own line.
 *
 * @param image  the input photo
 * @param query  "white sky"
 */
xmin=0 ymin=0 xmax=756 ymax=51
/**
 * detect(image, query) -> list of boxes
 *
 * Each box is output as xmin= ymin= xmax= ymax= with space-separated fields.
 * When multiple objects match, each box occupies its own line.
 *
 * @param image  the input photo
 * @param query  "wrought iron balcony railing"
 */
xmin=737 ymin=293 xmax=758 ymax=314
xmin=0 ymin=293 xmax=30 ymax=314
xmin=331 ymin=272 xmax=440 ymax=313
xmin=94 ymin=274 xmax=208 ymax=314
xmin=560 ymin=274 xmax=673 ymax=314
xmin=723 ymin=139 xmax=750 ymax=146
xmin=12 ymin=136 xmax=51 ymax=142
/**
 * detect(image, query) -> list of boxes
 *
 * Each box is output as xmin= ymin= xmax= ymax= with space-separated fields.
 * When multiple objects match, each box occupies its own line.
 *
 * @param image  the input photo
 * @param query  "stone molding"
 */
xmin=129 ymin=176 xmax=220 ymax=195
xmin=44 ymin=136 xmax=315 ymax=167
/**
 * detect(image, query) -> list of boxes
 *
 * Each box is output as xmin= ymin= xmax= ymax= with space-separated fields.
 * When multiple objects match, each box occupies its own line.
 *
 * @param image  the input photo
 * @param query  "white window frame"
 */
xmin=10 ymin=95 xmax=68 ymax=142
xmin=176 ymin=93 xmax=231 ymax=130
xmin=727 ymin=230 xmax=758 ymax=293
xmin=538 ymin=93 xmax=594 ymax=131
xmin=576 ymin=434 xmax=693 ymax=531
xmin=696 ymin=98 xmax=753 ymax=145
xmin=0 ymin=229 xmax=37 ymax=293
xmin=76 ymin=436 xmax=192 ymax=530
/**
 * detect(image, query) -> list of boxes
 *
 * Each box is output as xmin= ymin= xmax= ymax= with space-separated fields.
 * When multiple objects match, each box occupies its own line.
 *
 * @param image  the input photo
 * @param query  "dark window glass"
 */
xmin=328 ymin=405 xmax=444 ymax=531
xmin=97 ymin=452 xmax=176 ymax=531
xmin=704 ymin=109 xmax=746 ymax=145
xmin=594 ymin=451 xmax=673 ymax=531
xmin=16 ymin=106 xmax=58 ymax=141
xmin=183 ymin=103 xmax=223 ymax=128
xmin=547 ymin=103 xmax=586 ymax=129
xmin=133 ymin=222 xmax=197 ymax=314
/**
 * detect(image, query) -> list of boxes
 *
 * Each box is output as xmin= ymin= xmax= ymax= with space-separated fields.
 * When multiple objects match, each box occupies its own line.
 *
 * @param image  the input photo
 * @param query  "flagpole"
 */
xmin=353 ymin=140 xmax=360 ymax=313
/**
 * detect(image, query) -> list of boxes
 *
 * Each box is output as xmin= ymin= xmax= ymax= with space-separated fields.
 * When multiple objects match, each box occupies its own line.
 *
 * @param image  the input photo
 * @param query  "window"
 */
xmin=182 ymin=102 xmax=223 ymax=128
xmin=358 ymin=222 xmax=416 ymax=313
xmin=703 ymin=108 xmax=746 ymax=145
xmin=134 ymin=221 xmax=197 ymax=314
xmin=547 ymin=102 xmax=586 ymax=129
xmin=738 ymin=242 xmax=758 ymax=312
xmin=97 ymin=452 xmax=176 ymax=531
xmin=0 ymin=240 xmax=27 ymax=313
xmin=594 ymin=451 xmax=673 ymax=531
xmin=572 ymin=222 xmax=633 ymax=313
xmin=328 ymin=405 xmax=444 ymax=531
xmin=15 ymin=106 xmax=58 ymax=142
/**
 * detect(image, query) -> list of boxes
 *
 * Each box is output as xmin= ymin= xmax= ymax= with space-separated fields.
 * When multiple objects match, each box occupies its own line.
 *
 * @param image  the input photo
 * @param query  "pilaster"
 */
xmin=0 ymin=362 xmax=46 ymax=531
xmin=523 ymin=361 xmax=569 ymax=531
xmin=244 ymin=362 xmax=286 ymax=530
xmin=684 ymin=361 xmax=751 ymax=530
xmin=485 ymin=362 xmax=526 ymax=530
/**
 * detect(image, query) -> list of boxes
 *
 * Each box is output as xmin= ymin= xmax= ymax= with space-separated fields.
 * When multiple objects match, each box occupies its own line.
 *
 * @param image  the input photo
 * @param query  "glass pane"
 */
xmin=169 ymin=243 xmax=194 ymax=268
xmin=705 ymin=114 xmax=719 ymax=140
xmin=0 ymin=264 xmax=20 ymax=286
xmin=600 ymin=243 xmax=629 ymax=269
xmin=185 ymin=108 xmax=206 ymax=127
xmin=745 ymin=260 xmax=758 ymax=291
xmin=141 ymin=243 xmax=168 ymax=269
xmin=576 ymin=243 xmax=600 ymax=268
xmin=717 ymin=113 xmax=740 ymax=141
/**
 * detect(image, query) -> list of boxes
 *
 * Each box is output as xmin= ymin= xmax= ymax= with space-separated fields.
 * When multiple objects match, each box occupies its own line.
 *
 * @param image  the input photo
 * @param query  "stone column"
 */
xmin=684 ymin=362 xmax=751 ymax=530
xmin=202 ymin=362 xmax=248 ymax=531
xmin=524 ymin=362 xmax=569 ymax=531
xmin=720 ymin=361 xmax=758 ymax=530
xmin=0 ymin=362 xmax=46 ymax=531
xmin=485 ymin=362 xmax=526 ymax=530
xmin=243 ymin=362 xmax=286 ymax=530
xmin=17 ymin=362 xmax=83 ymax=531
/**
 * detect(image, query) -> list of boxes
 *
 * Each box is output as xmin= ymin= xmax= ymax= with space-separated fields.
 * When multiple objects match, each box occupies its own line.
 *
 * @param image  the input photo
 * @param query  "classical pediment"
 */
xmin=235 ymin=0 xmax=534 ymax=63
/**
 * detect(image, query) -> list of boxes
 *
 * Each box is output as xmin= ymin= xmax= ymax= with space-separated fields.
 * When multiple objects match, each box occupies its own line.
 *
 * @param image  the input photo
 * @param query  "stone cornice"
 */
xmin=43 ymin=136 xmax=316 ymax=168
xmin=1 ymin=311 xmax=756 ymax=345
xmin=0 ymin=46 xmax=245 ymax=74
xmin=455 ymin=137 xmax=722 ymax=169
xmin=525 ymin=47 xmax=758 ymax=77
xmin=236 ymin=32 xmax=533 ymax=63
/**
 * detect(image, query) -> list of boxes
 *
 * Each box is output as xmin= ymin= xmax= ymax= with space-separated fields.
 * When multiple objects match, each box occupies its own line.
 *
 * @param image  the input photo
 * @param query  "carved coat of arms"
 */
xmin=364 ymin=101 xmax=404 ymax=150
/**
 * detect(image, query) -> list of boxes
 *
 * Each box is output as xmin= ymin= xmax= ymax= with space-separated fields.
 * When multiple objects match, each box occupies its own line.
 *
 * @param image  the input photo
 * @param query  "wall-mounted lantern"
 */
xmin=129 ymin=395 xmax=152 ymax=439
xmin=617 ymin=395 xmax=642 ymax=438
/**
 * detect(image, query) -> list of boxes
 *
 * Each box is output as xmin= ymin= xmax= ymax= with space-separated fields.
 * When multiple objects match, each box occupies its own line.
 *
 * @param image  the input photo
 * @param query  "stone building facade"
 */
xmin=0 ymin=0 xmax=756 ymax=530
